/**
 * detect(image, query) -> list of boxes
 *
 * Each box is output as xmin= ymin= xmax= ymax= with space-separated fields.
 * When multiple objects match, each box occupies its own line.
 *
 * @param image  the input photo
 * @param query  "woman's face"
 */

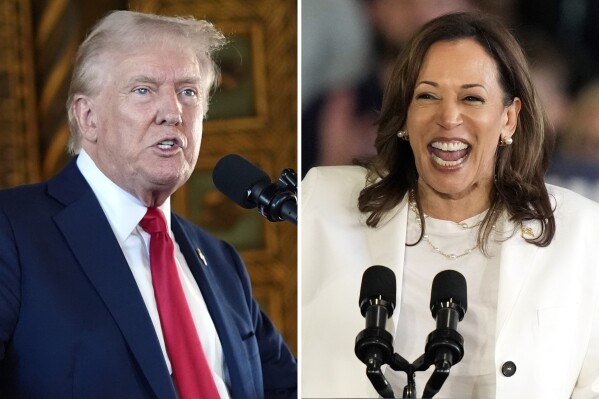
xmin=406 ymin=38 xmax=520 ymax=208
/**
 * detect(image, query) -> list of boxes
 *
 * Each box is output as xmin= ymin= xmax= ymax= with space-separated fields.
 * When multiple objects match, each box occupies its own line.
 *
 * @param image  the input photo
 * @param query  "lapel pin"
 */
xmin=196 ymin=248 xmax=208 ymax=267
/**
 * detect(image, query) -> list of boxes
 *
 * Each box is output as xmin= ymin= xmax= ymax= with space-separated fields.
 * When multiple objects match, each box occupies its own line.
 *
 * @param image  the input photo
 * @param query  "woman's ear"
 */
xmin=504 ymin=97 xmax=522 ymax=139
xmin=72 ymin=95 xmax=98 ymax=143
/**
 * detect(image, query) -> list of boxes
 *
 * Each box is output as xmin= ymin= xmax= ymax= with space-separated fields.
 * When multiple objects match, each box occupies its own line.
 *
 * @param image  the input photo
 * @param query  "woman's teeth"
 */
xmin=431 ymin=141 xmax=469 ymax=151
xmin=432 ymin=154 xmax=466 ymax=167
xmin=430 ymin=141 xmax=470 ymax=167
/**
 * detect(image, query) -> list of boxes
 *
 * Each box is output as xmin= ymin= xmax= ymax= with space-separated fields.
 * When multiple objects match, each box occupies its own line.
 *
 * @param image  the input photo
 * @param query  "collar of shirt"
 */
xmin=76 ymin=149 xmax=172 ymax=244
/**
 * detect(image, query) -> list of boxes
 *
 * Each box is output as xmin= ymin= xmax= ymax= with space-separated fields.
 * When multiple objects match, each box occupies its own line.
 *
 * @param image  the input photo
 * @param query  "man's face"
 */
xmin=82 ymin=44 xmax=205 ymax=205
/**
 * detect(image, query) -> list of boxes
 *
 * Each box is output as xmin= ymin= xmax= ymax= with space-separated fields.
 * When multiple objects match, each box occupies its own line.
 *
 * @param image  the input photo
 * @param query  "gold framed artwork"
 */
xmin=206 ymin=21 xmax=268 ymax=130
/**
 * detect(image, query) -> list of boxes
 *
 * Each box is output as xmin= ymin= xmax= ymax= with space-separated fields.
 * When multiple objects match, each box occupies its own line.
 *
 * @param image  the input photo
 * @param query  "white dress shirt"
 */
xmin=385 ymin=208 xmax=501 ymax=398
xmin=77 ymin=150 xmax=230 ymax=398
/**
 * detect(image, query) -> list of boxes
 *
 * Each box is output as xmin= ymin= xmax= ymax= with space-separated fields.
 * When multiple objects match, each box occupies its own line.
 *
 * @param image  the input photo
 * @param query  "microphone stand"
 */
xmin=278 ymin=168 xmax=297 ymax=193
xmin=355 ymin=317 xmax=396 ymax=398
xmin=254 ymin=168 xmax=297 ymax=224
xmin=357 ymin=270 xmax=467 ymax=398
xmin=388 ymin=354 xmax=416 ymax=398
xmin=358 ymin=326 xmax=464 ymax=399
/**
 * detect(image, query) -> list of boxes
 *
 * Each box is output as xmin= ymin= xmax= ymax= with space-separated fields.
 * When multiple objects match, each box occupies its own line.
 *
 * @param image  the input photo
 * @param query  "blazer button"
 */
xmin=501 ymin=361 xmax=517 ymax=377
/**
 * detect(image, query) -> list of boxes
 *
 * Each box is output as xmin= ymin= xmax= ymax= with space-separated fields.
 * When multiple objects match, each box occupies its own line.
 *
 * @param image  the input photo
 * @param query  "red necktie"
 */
xmin=140 ymin=207 xmax=221 ymax=399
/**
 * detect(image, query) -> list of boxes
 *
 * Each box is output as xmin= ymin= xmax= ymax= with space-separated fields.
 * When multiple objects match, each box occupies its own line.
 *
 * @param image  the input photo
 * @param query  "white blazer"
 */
xmin=301 ymin=166 xmax=599 ymax=399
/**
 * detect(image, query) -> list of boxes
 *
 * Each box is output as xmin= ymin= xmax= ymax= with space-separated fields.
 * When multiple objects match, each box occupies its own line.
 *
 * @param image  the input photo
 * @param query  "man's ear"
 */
xmin=72 ymin=95 xmax=98 ymax=143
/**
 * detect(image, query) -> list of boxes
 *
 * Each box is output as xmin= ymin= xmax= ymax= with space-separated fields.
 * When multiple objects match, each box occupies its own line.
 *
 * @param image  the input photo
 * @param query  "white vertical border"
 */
xmin=296 ymin=0 xmax=303 ymax=396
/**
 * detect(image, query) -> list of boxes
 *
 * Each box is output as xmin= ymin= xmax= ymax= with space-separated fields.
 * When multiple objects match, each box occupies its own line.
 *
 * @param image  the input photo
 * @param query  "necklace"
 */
xmin=408 ymin=199 xmax=486 ymax=260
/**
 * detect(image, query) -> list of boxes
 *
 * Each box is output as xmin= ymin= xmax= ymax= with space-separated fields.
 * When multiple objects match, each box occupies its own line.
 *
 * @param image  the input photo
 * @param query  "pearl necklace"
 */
xmin=408 ymin=199 xmax=490 ymax=260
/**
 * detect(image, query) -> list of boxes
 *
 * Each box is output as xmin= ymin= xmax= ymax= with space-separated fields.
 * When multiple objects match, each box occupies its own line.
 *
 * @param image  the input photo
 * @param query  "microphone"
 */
xmin=355 ymin=265 xmax=396 ymax=398
xmin=212 ymin=154 xmax=297 ymax=224
xmin=422 ymin=270 xmax=467 ymax=397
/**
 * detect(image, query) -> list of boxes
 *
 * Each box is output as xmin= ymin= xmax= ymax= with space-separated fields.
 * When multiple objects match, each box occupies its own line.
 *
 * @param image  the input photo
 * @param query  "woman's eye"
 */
xmin=464 ymin=95 xmax=484 ymax=103
xmin=416 ymin=93 xmax=435 ymax=100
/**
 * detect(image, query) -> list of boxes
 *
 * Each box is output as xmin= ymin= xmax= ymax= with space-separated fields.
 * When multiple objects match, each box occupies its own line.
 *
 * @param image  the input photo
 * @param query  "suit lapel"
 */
xmin=362 ymin=197 xmax=409 ymax=329
xmin=495 ymin=218 xmax=540 ymax=340
xmin=172 ymin=217 xmax=253 ymax=398
xmin=49 ymin=160 xmax=176 ymax=399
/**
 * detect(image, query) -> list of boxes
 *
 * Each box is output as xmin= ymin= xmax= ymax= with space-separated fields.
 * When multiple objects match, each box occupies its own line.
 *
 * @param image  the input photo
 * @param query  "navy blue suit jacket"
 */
xmin=0 ymin=159 xmax=297 ymax=398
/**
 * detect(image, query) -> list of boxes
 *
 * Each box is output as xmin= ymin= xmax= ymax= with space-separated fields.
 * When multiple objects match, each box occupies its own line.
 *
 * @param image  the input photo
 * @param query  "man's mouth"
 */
xmin=156 ymin=139 xmax=177 ymax=150
xmin=429 ymin=141 xmax=470 ymax=167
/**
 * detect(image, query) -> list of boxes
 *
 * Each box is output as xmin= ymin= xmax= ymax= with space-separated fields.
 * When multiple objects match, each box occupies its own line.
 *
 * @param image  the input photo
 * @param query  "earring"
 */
xmin=397 ymin=130 xmax=409 ymax=141
xmin=499 ymin=136 xmax=513 ymax=146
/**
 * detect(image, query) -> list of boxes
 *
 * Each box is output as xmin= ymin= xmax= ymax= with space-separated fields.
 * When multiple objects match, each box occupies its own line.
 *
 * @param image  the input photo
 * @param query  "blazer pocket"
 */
xmin=534 ymin=302 xmax=582 ymax=394
xmin=536 ymin=301 xmax=581 ymax=328
xmin=240 ymin=329 xmax=260 ymax=362
xmin=241 ymin=330 xmax=256 ymax=340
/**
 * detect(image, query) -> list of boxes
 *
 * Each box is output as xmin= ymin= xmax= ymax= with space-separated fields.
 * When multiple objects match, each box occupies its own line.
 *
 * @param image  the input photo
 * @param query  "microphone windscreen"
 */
xmin=359 ymin=265 xmax=396 ymax=316
xmin=212 ymin=154 xmax=270 ymax=209
xmin=430 ymin=270 xmax=468 ymax=313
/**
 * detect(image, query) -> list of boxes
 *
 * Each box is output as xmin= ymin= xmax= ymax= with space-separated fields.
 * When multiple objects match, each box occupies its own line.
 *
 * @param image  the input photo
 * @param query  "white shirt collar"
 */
xmin=76 ymin=149 xmax=172 ymax=244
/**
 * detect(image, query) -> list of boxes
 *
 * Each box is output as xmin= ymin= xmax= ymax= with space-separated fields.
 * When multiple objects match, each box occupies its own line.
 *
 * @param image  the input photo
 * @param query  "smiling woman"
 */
xmin=405 ymin=38 xmax=521 ymax=222
xmin=301 ymin=12 xmax=599 ymax=399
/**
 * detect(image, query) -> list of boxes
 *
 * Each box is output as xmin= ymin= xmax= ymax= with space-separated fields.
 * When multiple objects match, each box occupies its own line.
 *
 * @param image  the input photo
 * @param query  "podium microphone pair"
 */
xmin=212 ymin=154 xmax=297 ymax=225
xmin=356 ymin=266 xmax=468 ymax=398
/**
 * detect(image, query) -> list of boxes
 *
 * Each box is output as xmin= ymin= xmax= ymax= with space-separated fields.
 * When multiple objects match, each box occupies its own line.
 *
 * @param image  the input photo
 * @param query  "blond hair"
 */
xmin=66 ymin=10 xmax=226 ymax=154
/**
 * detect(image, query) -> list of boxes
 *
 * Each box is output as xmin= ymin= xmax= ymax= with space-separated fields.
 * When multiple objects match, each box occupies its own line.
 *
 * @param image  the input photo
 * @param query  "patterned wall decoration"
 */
xmin=0 ymin=0 xmax=39 ymax=187
xmin=33 ymin=0 xmax=82 ymax=179
xmin=31 ymin=0 xmax=126 ymax=178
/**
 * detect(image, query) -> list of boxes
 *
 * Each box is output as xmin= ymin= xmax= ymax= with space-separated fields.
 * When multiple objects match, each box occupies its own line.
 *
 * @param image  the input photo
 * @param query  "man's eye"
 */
xmin=133 ymin=87 xmax=149 ymax=95
xmin=181 ymin=89 xmax=197 ymax=97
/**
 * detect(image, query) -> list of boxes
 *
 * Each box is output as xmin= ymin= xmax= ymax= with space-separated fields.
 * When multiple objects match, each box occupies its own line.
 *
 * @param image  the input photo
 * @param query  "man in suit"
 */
xmin=0 ymin=10 xmax=296 ymax=399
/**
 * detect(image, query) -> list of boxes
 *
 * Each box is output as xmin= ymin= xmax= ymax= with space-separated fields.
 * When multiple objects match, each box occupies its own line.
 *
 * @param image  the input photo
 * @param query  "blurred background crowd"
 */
xmin=301 ymin=0 xmax=599 ymax=202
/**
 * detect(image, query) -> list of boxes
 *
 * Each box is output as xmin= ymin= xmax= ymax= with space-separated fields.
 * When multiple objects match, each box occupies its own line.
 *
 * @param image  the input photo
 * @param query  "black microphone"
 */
xmin=212 ymin=154 xmax=297 ymax=224
xmin=422 ymin=270 xmax=467 ymax=397
xmin=355 ymin=265 xmax=396 ymax=398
